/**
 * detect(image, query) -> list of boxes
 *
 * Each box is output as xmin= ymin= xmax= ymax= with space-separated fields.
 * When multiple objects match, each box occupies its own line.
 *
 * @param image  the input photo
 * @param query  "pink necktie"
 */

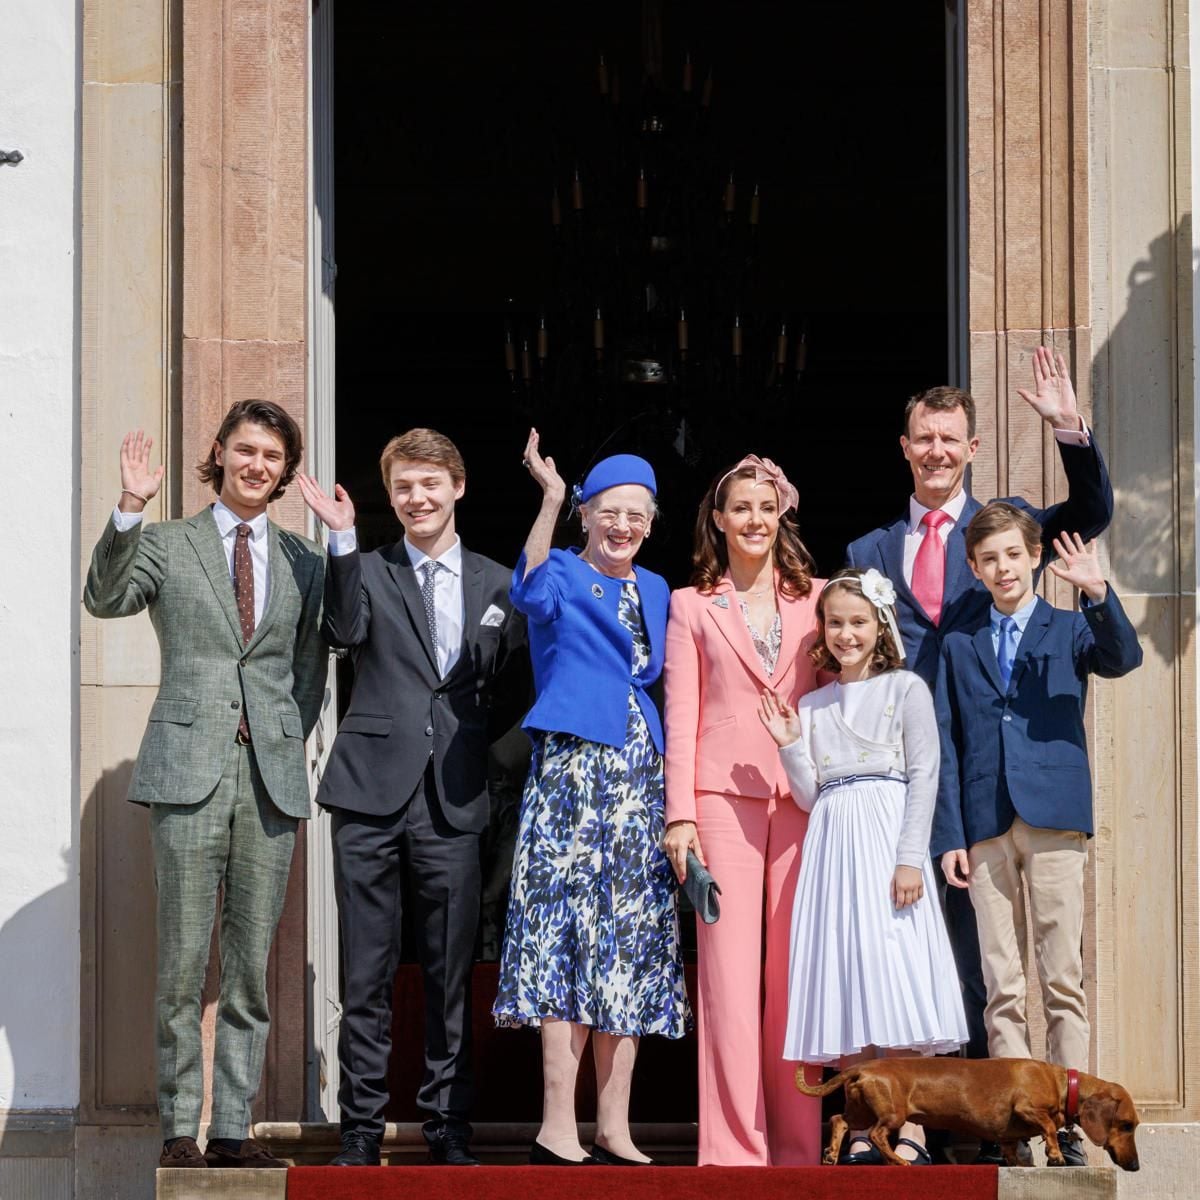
xmin=911 ymin=509 xmax=951 ymax=625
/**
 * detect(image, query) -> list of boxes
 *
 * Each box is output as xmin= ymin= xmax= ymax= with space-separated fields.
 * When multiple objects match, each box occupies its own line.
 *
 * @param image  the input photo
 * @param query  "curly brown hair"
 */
xmin=808 ymin=569 xmax=905 ymax=674
xmin=196 ymin=399 xmax=303 ymax=501
xmin=689 ymin=463 xmax=815 ymax=597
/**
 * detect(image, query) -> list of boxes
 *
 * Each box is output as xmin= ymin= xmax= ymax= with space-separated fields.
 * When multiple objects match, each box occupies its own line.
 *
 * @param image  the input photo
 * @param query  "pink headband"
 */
xmin=716 ymin=454 xmax=799 ymax=515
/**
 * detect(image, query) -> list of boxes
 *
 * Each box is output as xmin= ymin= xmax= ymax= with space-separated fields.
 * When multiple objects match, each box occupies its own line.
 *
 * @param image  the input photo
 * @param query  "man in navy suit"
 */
xmin=932 ymin=503 xmax=1141 ymax=1164
xmin=846 ymin=348 xmax=1114 ymax=1082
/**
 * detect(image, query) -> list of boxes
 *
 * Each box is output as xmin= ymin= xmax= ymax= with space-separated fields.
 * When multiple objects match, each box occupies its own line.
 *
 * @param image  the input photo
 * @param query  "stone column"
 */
xmin=964 ymin=0 xmax=1200 ymax=1134
xmin=180 ymin=0 xmax=312 ymax=1123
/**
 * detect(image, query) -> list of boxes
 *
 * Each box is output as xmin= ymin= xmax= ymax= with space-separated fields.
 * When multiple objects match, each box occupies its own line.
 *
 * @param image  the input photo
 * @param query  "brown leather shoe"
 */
xmin=203 ymin=1138 xmax=287 ymax=1169
xmin=159 ymin=1137 xmax=206 ymax=1168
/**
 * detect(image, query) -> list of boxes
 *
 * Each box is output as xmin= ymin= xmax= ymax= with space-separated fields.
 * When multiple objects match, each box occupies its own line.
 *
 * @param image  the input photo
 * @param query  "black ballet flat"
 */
xmin=842 ymin=1137 xmax=885 ymax=1166
xmin=895 ymin=1137 xmax=933 ymax=1165
xmin=590 ymin=1143 xmax=657 ymax=1166
xmin=529 ymin=1140 xmax=594 ymax=1166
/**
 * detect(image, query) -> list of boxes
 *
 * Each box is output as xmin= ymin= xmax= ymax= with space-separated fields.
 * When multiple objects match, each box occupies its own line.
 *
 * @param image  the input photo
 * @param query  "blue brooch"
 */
xmin=712 ymin=595 xmax=729 ymax=609
xmin=591 ymin=582 xmax=604 ymax=599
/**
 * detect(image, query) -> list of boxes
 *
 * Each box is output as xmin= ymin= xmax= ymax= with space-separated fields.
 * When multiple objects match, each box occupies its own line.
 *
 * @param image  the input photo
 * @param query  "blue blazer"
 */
xmin=931 ymin=590 xmax=1142 ymax=856
xmin=511 ymin=548 xmax=669 ymax=753
xmin=846 ymin=437 xmax=1114 ymax=687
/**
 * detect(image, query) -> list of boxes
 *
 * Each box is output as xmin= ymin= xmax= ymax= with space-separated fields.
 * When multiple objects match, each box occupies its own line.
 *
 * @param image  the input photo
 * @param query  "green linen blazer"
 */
xmin=84 ymin=506 xmax=328 ymax=818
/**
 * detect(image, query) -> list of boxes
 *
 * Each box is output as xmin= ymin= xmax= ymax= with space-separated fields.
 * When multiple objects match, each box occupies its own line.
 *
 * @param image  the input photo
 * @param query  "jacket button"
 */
xmin=1002 ymin=714 xmax=1012 ymax=722
xmin=231 ymin=700 xmax=240 ymax=710
xmin=425 ymin=726 xmax=433 ymax=736
xmin=239 ymin=658 xmax=248 ymax=667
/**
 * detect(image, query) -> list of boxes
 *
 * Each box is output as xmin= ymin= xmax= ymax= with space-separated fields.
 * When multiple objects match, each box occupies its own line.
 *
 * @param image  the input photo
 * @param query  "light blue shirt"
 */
xmin=989 ymin=594 xmax=1038 ymax=660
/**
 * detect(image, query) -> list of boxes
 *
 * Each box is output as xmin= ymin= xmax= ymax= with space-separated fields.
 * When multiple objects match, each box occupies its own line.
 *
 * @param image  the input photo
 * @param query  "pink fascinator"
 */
xmin=717 ymin=454 xmax=799 ymax=514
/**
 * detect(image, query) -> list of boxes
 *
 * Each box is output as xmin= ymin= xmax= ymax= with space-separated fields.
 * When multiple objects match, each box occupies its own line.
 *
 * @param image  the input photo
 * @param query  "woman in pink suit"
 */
xmin=662 ymin=455 xmax=824 ymax=1166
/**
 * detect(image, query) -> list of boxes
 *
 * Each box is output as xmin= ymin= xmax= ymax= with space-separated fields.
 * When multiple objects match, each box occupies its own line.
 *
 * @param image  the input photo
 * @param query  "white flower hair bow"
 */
xmin=860 ymin=568 xmax=897 ymax=610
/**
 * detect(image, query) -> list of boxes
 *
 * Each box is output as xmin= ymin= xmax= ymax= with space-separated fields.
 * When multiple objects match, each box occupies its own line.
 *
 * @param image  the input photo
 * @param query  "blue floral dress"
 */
xmin=493 ymin=581 xmax=691 ymax=1038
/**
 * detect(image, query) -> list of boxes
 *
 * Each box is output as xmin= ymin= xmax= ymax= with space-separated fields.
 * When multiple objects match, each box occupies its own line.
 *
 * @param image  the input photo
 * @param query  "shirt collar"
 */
xmin=908 ymin=489 xmax=969 ymax=534
xmin=405 ymin=535 xmax=462 ymax=578
xmin=990 ymin=593 xmax=1039 ymax=634
xmin=212 ymin=500 xmax=269 ymax=541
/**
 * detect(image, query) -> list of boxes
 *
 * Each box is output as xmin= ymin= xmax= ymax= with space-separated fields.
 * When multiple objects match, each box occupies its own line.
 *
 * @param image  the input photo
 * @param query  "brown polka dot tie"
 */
xmin=233 ymin=524 xmax=255 ymax=740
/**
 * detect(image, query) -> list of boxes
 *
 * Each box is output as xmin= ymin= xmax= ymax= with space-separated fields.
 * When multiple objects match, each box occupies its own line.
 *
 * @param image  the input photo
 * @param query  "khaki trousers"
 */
xmin=967 ymin=816 xmax=1089 ymax=1069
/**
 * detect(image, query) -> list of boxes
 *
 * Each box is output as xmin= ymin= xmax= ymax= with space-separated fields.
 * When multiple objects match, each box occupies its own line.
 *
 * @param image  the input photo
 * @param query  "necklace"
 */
xmin=737 ymin=585 xmax=774 ymax=597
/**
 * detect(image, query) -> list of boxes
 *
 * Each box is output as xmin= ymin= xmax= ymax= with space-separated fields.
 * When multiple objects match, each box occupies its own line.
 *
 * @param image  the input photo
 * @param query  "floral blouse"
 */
xmin=739 ymin=600 xmax=782 ymax=676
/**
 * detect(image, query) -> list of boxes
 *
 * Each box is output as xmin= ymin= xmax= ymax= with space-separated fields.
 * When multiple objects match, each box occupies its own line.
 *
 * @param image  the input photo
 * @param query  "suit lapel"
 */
xmin=774 ymin=585 xmax=807 ymax=688
xmin=942 ymin=495 xmax=982 ymax=608
xmin=445 ymin=550 xmax=485 ymax=681
xmin=385 ymin=542 xmax=440 ymax=675
xmin=972 ymin=622 xmax=1007 ymax=697
xmin=244 ymin=522 xmax=284 ymax=654
xmin=634 ymin=565 xmax=667 ymax=669
xmin=1006 ymin=598 xmax=1053 ymax=693
xmin=183 ymin=507 xmax=243 ymax=647
xmin=705 ymin=577 xmax=770 ymax=688
xmin=879 ymin=516 xmax=928 ymax=624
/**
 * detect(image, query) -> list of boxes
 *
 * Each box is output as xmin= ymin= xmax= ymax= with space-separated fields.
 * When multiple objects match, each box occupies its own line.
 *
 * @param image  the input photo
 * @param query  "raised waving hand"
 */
xmin=296 ymin=473 xmax=356 ymax=532
xmin=118 ymin=430 xmax=165 ymax=512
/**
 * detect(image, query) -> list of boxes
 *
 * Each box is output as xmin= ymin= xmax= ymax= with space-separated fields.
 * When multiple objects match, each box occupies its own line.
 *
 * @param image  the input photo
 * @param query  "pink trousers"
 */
xmin=694 ymin=790 xmax=822 ymax=1165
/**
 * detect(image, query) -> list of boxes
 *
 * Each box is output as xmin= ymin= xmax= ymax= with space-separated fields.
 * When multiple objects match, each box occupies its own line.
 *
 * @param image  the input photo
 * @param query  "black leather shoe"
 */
xmin=529 ymin=1140 xmax=593 ymax=1165
xmin=330 ymin=1131 xmax=381 ymax=1166
xmin=895 ymin=1137 xmax=933 ymax=1165
xmin=1054 ymin=1127 xmax=1088 ymax=1167
xmin=426 ymin=1124 xmax=480 ymax=1166
xmin=590 ymin=1143 xmax=657 ymax=1166
xmin=973 ymin=1141 xmax=1005 ymax=1165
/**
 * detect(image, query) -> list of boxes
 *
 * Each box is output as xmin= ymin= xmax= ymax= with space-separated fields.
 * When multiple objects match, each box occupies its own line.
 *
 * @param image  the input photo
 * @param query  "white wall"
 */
xmin=0 ymin=0 xmax=80 ymax=1109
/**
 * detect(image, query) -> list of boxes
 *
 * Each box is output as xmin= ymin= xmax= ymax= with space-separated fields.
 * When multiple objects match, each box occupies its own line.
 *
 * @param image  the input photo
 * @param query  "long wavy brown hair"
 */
xmin=808 ymin=569 xmax=905 ymax=673
xmin=689 ymin=464 xmax=816 ymax=597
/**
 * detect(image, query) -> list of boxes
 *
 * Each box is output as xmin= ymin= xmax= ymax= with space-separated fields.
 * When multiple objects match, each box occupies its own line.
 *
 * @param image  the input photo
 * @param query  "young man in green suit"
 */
xmin=84 ymin=401 xmax=327 ymax=1170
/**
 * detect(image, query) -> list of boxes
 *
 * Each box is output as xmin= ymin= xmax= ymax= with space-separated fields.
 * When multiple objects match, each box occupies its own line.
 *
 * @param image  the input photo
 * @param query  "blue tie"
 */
xmin=997 ymin=615 xmax=1019 ymax=688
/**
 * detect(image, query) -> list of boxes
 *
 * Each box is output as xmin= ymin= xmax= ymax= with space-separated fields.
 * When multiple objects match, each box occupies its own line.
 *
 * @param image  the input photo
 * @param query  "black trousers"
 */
xmin=939 ymin=872 xmax=990 ymax=1060
xmin=331 ymin=762 xmax=481 ymax=1138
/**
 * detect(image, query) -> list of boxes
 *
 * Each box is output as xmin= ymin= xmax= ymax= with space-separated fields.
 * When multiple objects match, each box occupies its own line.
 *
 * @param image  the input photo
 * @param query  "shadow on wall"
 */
xmin=1094 ymin=224 xmax=1196 ymax=664
xmin=0 ymin=848 xmax=77 ymax=1123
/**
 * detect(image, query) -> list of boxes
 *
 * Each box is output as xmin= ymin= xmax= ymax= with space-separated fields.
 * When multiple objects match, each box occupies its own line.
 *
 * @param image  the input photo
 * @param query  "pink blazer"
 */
xmin=664 ymin=574 xmax=825 ymax=823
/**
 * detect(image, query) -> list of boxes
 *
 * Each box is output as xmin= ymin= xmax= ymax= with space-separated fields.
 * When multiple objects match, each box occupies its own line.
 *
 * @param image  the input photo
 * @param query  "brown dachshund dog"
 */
xmin=796 ymin=1057 xmax=1140 ymax=1169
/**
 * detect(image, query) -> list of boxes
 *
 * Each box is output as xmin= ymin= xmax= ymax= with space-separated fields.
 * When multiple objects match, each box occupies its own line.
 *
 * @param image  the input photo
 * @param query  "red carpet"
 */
xmin=288 ymin=1165 xmax=998 ymax=1200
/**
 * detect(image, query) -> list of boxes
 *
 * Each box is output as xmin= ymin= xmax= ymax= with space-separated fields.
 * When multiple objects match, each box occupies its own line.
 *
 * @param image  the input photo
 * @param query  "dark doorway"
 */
xmin=334 ymin=1 xmax=948 ymax=576
xmin=333 ymin=0 xmax=949 ymax=1126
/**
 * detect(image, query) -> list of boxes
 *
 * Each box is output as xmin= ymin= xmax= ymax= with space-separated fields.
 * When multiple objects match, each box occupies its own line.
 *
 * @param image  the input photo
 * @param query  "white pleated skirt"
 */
xmin=782 ymin=778 xmax=968 ymax=1063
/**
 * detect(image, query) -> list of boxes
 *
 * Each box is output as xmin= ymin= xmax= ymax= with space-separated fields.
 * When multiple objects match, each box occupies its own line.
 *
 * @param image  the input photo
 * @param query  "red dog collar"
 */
xmin=1066 ymin=1068 xmax=1080 ymax=1125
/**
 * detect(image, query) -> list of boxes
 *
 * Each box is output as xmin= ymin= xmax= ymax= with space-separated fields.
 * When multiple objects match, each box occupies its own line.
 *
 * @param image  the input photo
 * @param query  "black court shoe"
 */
xmin=590 ymin=1143 xmax=658 ymax=1166
xmin=529 ymin=1140 xmax=594 ymax=1166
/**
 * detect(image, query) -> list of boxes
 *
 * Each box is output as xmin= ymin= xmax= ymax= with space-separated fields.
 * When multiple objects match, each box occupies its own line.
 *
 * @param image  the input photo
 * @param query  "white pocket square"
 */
xmin=481 ymin=604 xmax=506 ymax=628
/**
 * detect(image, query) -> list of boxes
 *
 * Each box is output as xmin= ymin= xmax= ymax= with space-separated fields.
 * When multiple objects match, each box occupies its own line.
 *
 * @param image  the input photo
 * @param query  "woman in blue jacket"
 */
xmin=494 ymin=430 xmax=690 ymax=1166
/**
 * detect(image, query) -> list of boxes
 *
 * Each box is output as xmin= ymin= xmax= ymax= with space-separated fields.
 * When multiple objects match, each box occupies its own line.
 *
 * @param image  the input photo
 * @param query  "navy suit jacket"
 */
xmin=846 ymin=437 xmax=1114 ymax=687
xmin=512 ymin=547 xmax=670 ymax=753
xmin=931 ymin=591 xmax=1142 ymax=856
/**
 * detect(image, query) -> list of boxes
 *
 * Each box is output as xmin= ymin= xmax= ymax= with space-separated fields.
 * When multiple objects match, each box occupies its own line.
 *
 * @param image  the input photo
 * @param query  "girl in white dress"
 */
xmin=759 ymin=567 xmax=966 ymax=1165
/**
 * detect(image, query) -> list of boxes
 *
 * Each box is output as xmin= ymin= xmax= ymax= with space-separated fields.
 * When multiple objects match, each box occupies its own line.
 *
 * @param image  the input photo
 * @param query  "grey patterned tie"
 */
xmin=420 ymin=560 xmax=440 ymax=659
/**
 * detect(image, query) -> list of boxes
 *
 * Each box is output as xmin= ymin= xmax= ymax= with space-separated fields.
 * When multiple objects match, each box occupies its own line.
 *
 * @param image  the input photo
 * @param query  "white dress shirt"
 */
xmin=902 ymin=419 xmax=1092 ymax=586
xmin=902 ymin=490 xmax=969 ymax=586
xmin=328 ymin=527 xmax=464 ymax=677
xmin=112 ymin=499 xmax=270 ymax=626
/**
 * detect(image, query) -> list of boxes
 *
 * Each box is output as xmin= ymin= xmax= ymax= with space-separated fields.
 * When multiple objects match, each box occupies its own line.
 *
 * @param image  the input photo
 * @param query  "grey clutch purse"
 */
xmin=683 ymin=851 xmax=722 ymax=924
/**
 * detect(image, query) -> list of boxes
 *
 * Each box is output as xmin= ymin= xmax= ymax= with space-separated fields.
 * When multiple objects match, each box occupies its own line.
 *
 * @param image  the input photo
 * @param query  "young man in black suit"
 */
xmin=298 ymin=429 xmax=526 ymax=1167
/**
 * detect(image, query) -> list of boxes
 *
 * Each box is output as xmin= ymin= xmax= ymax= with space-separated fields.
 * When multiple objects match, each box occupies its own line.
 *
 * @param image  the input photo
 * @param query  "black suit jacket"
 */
xmin=316 ymin=540 xmax=527 ymax=831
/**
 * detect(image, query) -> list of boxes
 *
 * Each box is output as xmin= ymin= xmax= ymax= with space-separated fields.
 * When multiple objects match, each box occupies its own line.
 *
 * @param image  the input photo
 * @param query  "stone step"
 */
xmin=155 ymin=1164 xmax=1129 ymax=1200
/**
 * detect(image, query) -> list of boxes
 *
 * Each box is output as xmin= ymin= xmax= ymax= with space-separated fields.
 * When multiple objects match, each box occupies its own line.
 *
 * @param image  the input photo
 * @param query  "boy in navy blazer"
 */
xmin=933 ymin=502 xmax=1142 ymax=1165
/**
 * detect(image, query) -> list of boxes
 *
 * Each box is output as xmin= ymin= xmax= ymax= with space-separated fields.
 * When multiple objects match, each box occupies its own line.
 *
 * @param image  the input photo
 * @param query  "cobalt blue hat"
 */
xmin=577 ymin=454 xmax=658 ymax=503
